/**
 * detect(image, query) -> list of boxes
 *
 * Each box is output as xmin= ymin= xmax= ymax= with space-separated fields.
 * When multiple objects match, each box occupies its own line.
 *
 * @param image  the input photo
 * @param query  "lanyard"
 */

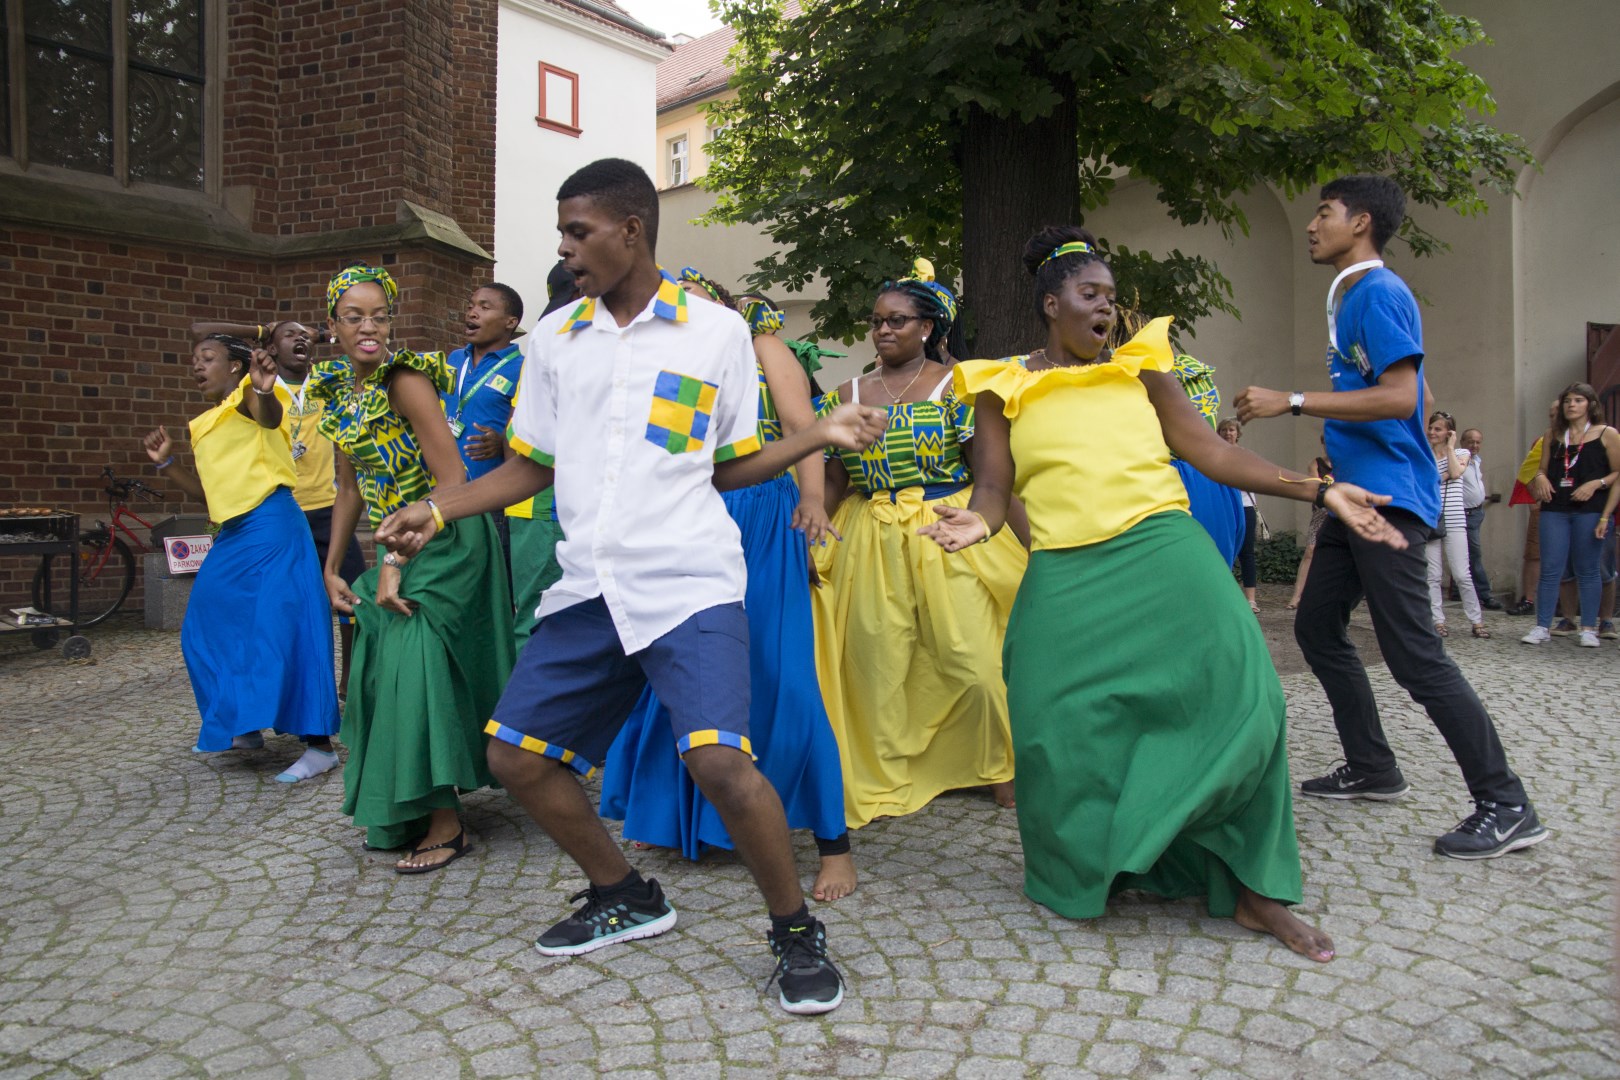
xmin=1326 ymin=260 xmax=1384 ymax=354
xmin=448 ymin=349 xmax=512 ymax=421
xmin=1563 ymin=422 xmax=1591 ymax=478
xmin=275 ymin=376 xmax=308 ymax=435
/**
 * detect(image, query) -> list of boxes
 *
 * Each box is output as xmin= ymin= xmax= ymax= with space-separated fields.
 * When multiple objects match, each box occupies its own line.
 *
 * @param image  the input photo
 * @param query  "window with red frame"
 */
xmin=536 ymin=62 xmax=580 ymax=137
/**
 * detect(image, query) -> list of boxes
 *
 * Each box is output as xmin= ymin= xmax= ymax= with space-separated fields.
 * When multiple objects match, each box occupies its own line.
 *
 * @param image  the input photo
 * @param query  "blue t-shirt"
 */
xmin=1323 ymin=268 xmax=1440 ymax=527
xmin=441 ymin=343 xmax=523 ymax=482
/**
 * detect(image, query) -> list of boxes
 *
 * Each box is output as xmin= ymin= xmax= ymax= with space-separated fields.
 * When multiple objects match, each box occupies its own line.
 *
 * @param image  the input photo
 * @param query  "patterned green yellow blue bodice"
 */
xmin=817 ymin=383 xmax=975 ymax=492
xmin=306 ymin=350 xmax=453 ymax=526
xmin=756 ymin=362 xmax=783 ymax=445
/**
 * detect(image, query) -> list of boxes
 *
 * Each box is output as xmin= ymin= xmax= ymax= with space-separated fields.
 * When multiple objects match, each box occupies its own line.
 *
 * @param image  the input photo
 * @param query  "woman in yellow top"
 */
xmin=141 ymin=335 xmax=340 ymax=780
xmin=813 ymin=270 xmax=1027 ymax=828
xmin=921 ymin=226 xmax=1406 ymax=962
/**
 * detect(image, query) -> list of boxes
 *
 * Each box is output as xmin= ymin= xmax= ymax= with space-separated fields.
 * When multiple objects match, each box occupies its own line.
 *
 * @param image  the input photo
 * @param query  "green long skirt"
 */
xmin=1005 ymin=511 xmax=1303 ymax=919
xmin=343 ymin=514 xmax=515 ymax=849
xmin=509 ymin=490 xmax=564 ymax=650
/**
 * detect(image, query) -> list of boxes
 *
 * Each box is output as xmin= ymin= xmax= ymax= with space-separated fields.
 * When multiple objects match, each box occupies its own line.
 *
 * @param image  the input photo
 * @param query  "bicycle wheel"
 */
xmin=34 ymin=534 xmax=136 ymax=628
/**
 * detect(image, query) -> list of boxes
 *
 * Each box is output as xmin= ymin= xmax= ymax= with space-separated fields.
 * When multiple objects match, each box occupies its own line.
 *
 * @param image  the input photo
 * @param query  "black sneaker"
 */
xmin=1506 ymin=600 xmax=1534 ymax=617
xmin=766 ymin=916 xmax=844 ymax=1015
xmin=1300 ymin=763 xmax=1410 ymax=800
xmin=534 ymin=878 xmax=677 ymax=956
xmin=1434 ymin=801 xmax=1550 ymax=860
xmin=1481 ymin=596 xmax=1505 ymax=611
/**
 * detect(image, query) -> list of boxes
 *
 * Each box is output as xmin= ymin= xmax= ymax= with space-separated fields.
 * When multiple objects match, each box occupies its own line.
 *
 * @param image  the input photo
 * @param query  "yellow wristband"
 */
xmin=425 ymin=497 xmax=446 ymax=531
xmin=970 ymin=510 xmax=992 ymax=544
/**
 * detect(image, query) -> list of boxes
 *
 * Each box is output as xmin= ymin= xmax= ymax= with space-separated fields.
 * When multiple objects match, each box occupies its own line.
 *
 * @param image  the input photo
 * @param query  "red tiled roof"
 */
xmin=655 ymin=1 xmax=800 ymax=111
xmin=539 ymin=0 xmax=670 ymax=49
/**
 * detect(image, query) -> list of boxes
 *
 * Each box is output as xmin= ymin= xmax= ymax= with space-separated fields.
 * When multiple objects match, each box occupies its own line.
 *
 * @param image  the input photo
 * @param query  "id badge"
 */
xmin=447 ymin=418 xmax=465 ymax=438
xmin=290 ymin=440 xmax=307 ymax=461
xmin=1560 ymin=477 xmax=1573 ymax=488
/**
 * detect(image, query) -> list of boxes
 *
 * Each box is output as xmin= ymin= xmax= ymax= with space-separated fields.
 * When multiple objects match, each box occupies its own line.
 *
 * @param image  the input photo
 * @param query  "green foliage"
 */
xmin=1256 ymin=530 xmax=1306 ymax=584
xmin=703 ymin=0 xmax=1531 ymax=345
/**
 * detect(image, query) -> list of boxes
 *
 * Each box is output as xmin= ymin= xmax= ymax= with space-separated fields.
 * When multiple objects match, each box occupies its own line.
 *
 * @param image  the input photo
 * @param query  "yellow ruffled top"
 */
xmin=952 ymin=316 xmax=1189 ymax=551
xmin=188 ymin=374 xmax=297 ymax=524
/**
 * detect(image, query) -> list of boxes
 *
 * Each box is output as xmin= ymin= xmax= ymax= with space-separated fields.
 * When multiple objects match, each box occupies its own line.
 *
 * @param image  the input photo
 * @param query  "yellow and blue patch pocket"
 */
xmin=646 ymin=369 xmax=719 ymax=454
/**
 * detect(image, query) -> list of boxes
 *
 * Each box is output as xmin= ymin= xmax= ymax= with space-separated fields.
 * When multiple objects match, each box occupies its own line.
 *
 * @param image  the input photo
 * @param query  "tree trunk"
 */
xmin=960 ymin=92 xmax=1080 ymax=358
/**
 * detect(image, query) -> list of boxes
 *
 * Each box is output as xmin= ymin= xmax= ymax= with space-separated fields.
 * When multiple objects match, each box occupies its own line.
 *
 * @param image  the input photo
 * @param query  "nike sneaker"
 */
xmin=1433 ymin=801 xmax=1549 ymax=860
xmin=1300 ymin=763 xmax=1410 ymax=801
xmin=766 ymin=916 xmax=844 ymax=1015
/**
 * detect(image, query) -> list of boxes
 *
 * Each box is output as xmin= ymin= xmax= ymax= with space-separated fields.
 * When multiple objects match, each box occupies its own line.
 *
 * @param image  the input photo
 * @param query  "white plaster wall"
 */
xmin=495 ymin=2 xmax=662 ymax=329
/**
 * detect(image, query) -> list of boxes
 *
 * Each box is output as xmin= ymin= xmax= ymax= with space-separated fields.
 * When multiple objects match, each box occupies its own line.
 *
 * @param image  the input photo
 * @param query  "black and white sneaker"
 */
xmin=1300 ymin=763 xmax=1410 ymax=800
xmin=535 ymin=878 xmax=677 ymax=956
xmin=1434 ymin=801 xmax=1550 ymax=860
xmin=766 ymin=916 xmax=844 ymax=1015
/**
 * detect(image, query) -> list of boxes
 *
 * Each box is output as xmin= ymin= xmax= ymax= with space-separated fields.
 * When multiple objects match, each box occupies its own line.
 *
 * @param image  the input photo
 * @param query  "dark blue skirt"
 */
xmin=1173 ymin=459 xmax=1247 ymax=567
xmin=600 ymin=472 xmax=847 ymax=856
xmin=182 ymin=487 xmax=340 ymax=751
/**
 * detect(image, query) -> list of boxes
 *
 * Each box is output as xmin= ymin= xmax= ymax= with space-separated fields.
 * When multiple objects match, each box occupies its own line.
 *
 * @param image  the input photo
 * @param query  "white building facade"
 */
xmin=495 ymin=0 xmax=668 ymax=326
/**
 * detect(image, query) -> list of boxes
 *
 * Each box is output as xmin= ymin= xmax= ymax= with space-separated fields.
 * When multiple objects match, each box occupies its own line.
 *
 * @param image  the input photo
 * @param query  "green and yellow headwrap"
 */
xmin=1171 ymin=354 xmax=1222 ymax=431
xmin=888 ymin=257 xmax=959 ymax=333
xmin=327 ymin=264 xmax=399 ymax=316
xmin=677 ymin=266 xmax=726 ymax=305
xmin=1039 ymin=241 xmax=1095 ymax=268
xmin=741 ymin=297 xmax=785 ymax=335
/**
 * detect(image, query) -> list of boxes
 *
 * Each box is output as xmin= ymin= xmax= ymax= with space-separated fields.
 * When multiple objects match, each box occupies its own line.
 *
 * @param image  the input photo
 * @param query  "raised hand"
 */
xmin=917 ymin=504 xmax=989 ymax=553
xmin=249 ymin=347 xmax=278 ymax=393
xmin=820 ymin=402 xmax=889 ymax=451
xmin=375 ymin=501 xmax=438 ymax=556
xmin=142 ymin=426 xmax=172 ymax=463
xmin=1323 ymin=484 xmax=1406 ymax=549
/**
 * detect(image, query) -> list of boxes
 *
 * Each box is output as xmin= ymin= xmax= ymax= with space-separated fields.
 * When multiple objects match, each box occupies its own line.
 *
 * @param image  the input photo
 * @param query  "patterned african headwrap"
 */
xmin=741 ymin=297 xmax=785 ymax=335
xmin=677 ymin=266 xmax=725 ymax=305
xmin=1039 ymin=240 xmax=1096 ymax=268
xmin=1171 ymin=353 xmax=1222 ymax=430
xmin=326 ymin=264 xmax=399 ymax=316
xmin=885 ymin=257 xmax=959 ymax=337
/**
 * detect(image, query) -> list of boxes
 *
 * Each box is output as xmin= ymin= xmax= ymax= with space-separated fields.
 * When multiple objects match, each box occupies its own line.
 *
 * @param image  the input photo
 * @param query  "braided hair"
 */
xmin=202 ymin=333 xmax=255 ymax=375
xmin=1021 ymin=225 xmax=1108 ymax=324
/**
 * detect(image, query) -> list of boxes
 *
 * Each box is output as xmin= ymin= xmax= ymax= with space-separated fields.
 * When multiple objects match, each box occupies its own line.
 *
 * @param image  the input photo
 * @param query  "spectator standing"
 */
xmin=1458 ymin=428 xmax=1501 ymax=610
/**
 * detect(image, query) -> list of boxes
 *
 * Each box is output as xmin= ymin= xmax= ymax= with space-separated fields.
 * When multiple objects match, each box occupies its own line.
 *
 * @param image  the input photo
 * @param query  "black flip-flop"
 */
xmin=394 ymin=829 xmax=472 ymax=875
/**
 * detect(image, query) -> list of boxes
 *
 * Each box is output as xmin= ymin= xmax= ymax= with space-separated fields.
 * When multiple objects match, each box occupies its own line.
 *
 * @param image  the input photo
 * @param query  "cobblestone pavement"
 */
xmin=1 ymin=595 xmax=1615 ymax=1080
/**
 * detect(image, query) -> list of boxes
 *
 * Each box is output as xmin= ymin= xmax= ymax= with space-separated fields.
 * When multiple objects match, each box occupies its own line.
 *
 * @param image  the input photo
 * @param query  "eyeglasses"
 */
xmin=867 ymin=314 xmax=925 ymax=331
xmin=333 ymin=314 xmax=395 ymax=327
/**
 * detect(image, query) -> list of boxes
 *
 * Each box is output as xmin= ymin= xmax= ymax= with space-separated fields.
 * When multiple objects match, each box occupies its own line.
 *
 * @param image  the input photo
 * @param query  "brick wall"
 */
xmin=0 ymin=2 xmax=499 ymax=616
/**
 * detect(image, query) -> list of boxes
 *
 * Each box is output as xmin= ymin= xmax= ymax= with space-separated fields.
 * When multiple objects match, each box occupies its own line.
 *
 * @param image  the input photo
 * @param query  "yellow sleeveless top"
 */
xmin=952 ymin=317 xmax=1189 ymax=551
xmin=189 ymin=375 xmax=297 ymax=524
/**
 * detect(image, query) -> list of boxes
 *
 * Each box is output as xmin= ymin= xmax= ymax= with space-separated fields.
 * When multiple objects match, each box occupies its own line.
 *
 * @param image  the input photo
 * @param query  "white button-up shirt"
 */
xmin=507 ymin=270 xmax=762 ymax=652
xmin=1461 ymin=453 xmax=1486 ymax=510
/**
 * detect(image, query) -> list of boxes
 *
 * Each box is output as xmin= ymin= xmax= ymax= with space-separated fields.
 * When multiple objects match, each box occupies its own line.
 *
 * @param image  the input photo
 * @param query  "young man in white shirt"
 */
xmin=375 ymin=159 xmax=886 ymax=1015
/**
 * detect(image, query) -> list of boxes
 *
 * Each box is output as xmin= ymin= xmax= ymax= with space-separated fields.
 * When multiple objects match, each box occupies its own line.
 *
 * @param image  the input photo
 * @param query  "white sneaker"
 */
xmin=1520 ymin=626 xmax=1551 ymax=645
xmin=1579 ymin=630 xmax=1601 ymax=648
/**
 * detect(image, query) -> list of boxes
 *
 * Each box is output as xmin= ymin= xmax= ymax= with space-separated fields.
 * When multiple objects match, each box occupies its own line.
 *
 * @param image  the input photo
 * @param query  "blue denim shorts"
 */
xmin=485 ymin=596 xmax=751 ymax=777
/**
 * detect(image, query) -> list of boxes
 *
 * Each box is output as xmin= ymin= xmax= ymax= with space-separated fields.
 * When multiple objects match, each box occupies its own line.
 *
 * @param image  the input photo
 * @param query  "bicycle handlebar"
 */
xmin=101 ymin=467 xmax=165 ymax=503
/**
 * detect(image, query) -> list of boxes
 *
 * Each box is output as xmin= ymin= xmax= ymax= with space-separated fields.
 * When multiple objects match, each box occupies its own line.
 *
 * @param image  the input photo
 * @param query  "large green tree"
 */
xmin=702 ymin=0 xmax=1530 ymax=355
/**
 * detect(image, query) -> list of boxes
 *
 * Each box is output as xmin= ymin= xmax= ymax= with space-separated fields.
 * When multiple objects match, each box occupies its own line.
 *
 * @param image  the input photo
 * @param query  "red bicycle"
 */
xmin=33 ymin=467 xmax=162 ymax=627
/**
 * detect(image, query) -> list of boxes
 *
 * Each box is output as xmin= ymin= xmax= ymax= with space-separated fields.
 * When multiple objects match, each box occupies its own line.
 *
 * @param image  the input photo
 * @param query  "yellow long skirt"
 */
xmin=812 ymin=485 xmax=1027 ymax=827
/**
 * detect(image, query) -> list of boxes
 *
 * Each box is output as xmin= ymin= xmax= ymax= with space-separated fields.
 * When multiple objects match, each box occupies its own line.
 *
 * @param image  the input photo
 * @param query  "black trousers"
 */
xmin=1294 ymin=509 xmax=1527 ymax=806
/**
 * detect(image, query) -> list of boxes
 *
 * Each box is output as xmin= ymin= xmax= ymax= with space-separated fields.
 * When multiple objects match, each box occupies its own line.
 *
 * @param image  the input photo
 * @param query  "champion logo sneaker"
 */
xmin=1434 ymin=801 xmax=1550 ymax=860
xmin=1300 ymin=763 xmax=1410 ymax=801
xmin=766 ymin=916 xmax=845 ymax=1015
xmin=1520 ymin=625 xmax=1551 ymax=645
xmin=535 ymin=878 xmax=677 ymax=957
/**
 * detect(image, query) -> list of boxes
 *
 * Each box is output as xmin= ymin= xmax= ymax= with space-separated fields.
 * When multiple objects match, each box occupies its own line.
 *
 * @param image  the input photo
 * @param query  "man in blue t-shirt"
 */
xmin=1235 ymin=175 xmax=1545 ymax=861
xmin=442 ymin=282 xmax=526 ymax=576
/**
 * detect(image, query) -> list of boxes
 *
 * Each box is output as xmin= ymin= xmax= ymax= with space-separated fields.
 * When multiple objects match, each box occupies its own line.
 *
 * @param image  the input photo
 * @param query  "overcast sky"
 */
xmin=616 ymin=0 xmax=726 ymax=39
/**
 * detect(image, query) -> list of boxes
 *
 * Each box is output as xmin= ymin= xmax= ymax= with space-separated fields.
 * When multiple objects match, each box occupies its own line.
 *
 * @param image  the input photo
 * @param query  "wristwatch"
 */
xmin=1288 ymin=392 xmax=1306 ymax=416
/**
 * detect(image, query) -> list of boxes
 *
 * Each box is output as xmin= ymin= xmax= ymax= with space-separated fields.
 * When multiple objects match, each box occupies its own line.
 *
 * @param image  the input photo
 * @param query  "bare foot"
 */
xmin=990 ymin=780 xmax=1016 ymax=808
xmin=812 ymin=853 xmax=858 ymax=901
xmin=395 ymin=808 xmax=464 ymax=871
xmin=1233 ymin=887 xmax=1334 ymax=962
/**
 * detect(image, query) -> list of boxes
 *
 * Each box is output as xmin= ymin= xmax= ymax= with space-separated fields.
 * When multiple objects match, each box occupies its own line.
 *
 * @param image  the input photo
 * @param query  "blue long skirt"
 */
xmin=182 ymin=487 xmax=340 ymax=751
xmin=600 ymin=472 xmax=846 ymax=858
xmin=1173 ymin=459 xmax=1246 ymax=567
